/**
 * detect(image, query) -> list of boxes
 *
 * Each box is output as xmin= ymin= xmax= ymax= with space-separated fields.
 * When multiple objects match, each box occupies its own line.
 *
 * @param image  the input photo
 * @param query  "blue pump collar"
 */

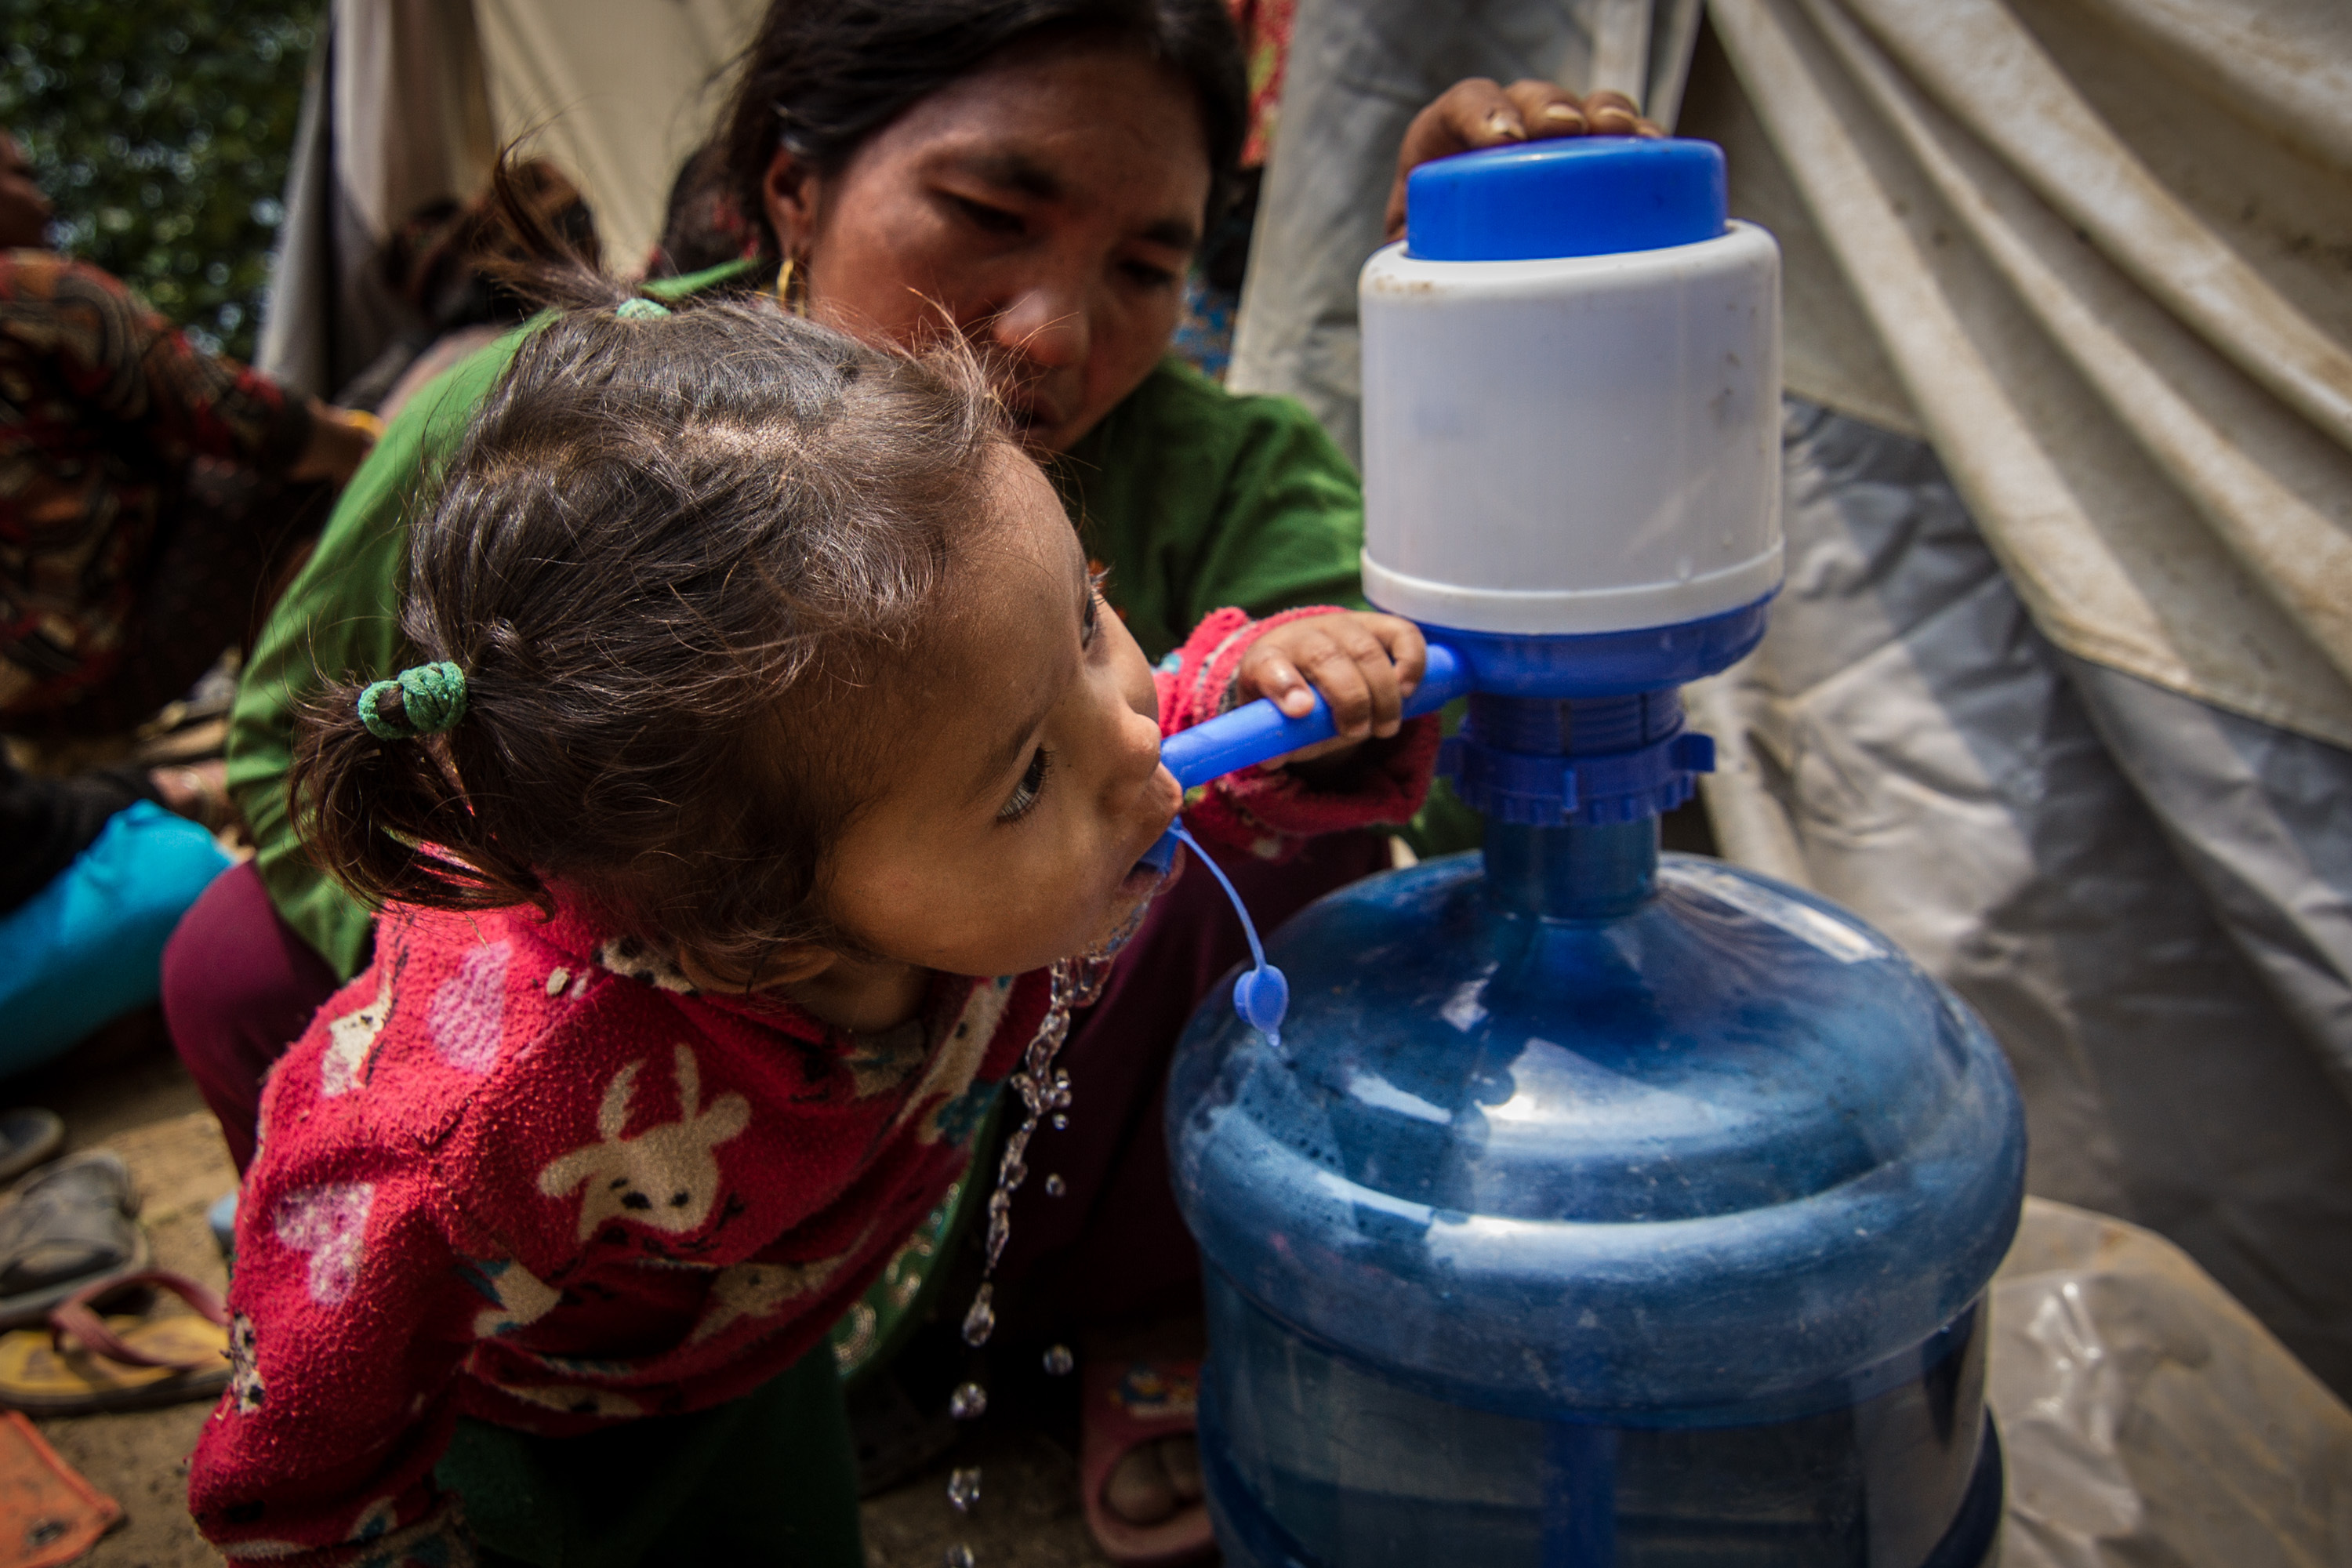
xmin=1421 ymin=595 xmax=1773 ymax=699
xmin=1406 ymin=136 xmax=1727 ymax=262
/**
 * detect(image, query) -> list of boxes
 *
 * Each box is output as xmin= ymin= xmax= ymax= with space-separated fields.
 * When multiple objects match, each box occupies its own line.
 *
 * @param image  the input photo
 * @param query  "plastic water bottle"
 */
xmin=1164 ymin=137 xmax=2024 ymax=1568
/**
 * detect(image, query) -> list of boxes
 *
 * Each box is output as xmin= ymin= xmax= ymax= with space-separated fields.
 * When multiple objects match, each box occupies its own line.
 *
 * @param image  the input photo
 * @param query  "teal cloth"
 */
xmin=0 ymin=800 xmax=227 ymax=1069
xmin=436 ymin=1344 xmax=862 ymax=1568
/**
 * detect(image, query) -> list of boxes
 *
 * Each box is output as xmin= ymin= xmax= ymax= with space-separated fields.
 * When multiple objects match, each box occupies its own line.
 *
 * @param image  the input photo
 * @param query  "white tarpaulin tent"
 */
xmin=1685 ymin=0 xmax=2352 ymax=1397
xmin=257 ymin=0 xmax=762 ymax=401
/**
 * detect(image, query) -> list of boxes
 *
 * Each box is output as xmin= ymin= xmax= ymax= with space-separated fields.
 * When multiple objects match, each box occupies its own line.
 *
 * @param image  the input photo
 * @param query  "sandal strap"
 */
xmin=49 ymin=1269 xmax=228 ymax=1370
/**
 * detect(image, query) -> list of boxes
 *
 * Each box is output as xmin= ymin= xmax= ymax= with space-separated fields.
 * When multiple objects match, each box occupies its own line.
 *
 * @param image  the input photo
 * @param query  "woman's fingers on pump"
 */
xmin=1582 ymin=89 xmax=1666 ymax=138
xmin=1388 ymin=78 xmax=1659 ymax=238
xmin=1386 ymin=78 xmax=1526 ymax=239
xmin=1507 ymin=80 xmax=1588 ymax=140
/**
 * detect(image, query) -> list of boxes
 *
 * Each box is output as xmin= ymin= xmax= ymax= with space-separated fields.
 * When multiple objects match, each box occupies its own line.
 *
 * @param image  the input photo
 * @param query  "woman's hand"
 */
xmin=1385 ymin=81 xmax=1664 ymax=241
xmin=1236 ymin=612 xmax=1427 ymax=768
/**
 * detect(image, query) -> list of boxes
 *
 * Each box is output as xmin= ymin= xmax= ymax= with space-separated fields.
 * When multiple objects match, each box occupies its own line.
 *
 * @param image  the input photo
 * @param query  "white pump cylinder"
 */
xmin=1359 ymin=201 xmax=1782 ymax=638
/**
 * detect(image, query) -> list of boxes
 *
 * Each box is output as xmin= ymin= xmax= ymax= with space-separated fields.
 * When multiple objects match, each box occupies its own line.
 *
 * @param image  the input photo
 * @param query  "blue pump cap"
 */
xmin=1406 ymin=136 xmax=1727 ymax=261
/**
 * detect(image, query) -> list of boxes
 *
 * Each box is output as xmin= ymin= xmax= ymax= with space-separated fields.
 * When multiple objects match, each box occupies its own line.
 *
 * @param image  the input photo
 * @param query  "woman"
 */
xmin=162 ymin=0 xmax=1633 ymax=1553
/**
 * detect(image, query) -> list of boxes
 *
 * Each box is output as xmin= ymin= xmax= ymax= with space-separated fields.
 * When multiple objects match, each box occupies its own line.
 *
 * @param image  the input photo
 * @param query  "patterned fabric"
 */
xmin=1230 ymin=0 xmax=1297 ymax=169
xmin=0 ymin=249 xmax=312 ymax=720
xmin=1172 ymin=272 xmax=1240 ymax=383
xmin=189 ymin=607 xmax=1439 ymax=1567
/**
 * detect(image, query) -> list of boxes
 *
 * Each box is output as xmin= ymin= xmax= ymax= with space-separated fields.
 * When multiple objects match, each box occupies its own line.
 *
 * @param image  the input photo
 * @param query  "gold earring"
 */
xmin=775 ymin=256 xmax=806 ymax=315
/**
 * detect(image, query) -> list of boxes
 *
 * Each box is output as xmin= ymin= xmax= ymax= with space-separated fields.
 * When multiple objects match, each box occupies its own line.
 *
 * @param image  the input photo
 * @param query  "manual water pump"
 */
xmin=1145 ymin=137 xmax=2025 ymax=1567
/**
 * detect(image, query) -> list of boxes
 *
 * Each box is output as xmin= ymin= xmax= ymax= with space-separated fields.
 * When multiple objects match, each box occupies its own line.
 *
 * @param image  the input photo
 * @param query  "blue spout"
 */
xmin=1134 ymin=640 xmax=1471 ymax=877
xmin=1156 ymin=642 xmax=1475 ymax=789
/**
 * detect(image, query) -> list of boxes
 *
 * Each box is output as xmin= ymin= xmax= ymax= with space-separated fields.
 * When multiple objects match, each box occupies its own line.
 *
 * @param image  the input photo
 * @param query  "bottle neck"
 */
xmin=1438 ymin=688 xmax=1693 ymax=920
xmin=1484 ymin=818 xmax=1660 ymax=920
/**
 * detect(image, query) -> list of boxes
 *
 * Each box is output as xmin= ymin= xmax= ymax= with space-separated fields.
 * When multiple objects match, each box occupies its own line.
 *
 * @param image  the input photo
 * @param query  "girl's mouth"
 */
xmin=1090 ymin=848 xmax=1179 ymax=964
xmin=1120 ymin=848 xmax=1177 ymax=898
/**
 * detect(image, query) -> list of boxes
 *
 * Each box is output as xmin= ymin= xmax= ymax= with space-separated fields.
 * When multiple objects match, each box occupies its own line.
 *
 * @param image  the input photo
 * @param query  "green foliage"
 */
xmin=1 ymin=0 xmax=323 ymax=362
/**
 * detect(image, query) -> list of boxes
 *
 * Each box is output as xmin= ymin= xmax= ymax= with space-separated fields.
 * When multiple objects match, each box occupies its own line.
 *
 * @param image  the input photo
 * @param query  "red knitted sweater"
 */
xmin=188 ymin=606 xmax=1437 ymax=1564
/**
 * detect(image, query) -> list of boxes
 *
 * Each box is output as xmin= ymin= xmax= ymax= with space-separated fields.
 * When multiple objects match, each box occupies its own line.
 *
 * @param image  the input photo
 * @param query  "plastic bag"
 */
xmin=1991 ymin=1198 xmax=2352 ymax=1566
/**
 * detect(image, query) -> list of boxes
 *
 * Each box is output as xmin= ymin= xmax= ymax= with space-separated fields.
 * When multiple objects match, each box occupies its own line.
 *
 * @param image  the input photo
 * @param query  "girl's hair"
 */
xmin=717 ymin=0 xmax=1247 ymax=253
xmin=293 ymin=278 xmax=1007 ymax=975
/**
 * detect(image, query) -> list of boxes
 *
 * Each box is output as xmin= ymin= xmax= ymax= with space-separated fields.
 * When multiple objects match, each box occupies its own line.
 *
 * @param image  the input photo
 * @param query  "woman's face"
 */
xmin=765 ymin=41 xmax=1211 ymax=454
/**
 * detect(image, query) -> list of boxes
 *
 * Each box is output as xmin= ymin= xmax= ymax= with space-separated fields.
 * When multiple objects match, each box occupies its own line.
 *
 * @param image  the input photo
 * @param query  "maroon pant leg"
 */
xmin=996 ymin=829 xmax=1392 ymax=1332
xmin=160 ymin=860 xmax=349 ymax=1172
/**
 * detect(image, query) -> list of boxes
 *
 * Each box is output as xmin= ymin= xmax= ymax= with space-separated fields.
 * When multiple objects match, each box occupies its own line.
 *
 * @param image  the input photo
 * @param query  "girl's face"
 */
xmin=822 ymin=448 xmax=1181 ymax=978
xmin=766 ymin=41 xmax=1210 ymax=455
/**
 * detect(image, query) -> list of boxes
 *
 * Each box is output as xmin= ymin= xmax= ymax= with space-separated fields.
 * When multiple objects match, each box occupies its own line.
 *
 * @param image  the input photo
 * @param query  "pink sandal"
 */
xmin=1080 ymin=1349 xmax=1215 ymax=1566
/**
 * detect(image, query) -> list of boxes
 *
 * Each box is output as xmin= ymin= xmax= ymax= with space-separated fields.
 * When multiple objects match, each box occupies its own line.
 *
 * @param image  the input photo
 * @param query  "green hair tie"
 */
xmin=615 ymin=296 xmax=670 ymax=320
xmin=358 ymin=662 xmax=468 ymax=742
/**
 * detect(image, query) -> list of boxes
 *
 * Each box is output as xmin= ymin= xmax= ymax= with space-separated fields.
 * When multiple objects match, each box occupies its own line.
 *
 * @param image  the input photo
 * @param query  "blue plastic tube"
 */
xmin=1138 ymin=643 xmax=1470 ymax=1040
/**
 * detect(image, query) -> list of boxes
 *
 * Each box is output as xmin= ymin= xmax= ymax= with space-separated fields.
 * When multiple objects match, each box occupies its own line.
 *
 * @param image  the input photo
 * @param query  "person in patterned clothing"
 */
xmin=0 ymin=130 xmax=376 ymax=734
xmin=187 ymin=273 xmax=1437 ymax=1566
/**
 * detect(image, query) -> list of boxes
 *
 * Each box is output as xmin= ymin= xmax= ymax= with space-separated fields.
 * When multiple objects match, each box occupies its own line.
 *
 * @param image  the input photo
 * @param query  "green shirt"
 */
xmin=1054 ymin=356 xmax=1364 ymax=663
xmin=227 ymin=272 xmax=1368 ymax=978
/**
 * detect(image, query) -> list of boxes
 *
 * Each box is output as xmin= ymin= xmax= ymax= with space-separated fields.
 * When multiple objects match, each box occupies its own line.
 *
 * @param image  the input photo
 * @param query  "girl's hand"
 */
xmin=1385 ymin=81 xmax=1664 ymax=241
xmin=1236 ymin=612 xmax=1428 ymax=768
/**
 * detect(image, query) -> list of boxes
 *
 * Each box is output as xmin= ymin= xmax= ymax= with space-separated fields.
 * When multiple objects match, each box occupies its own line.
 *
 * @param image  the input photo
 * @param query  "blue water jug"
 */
xmin=1158 ymin=138 xmax=2026 ymax=1567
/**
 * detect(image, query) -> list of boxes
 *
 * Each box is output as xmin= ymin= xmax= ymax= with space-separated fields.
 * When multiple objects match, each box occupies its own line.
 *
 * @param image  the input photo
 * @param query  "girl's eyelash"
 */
xmin=999 ymin=746 xmax=1051 ymax=823
xmin=1001 ymin=575 xmax=1100 ymax=824
xmin=1083 ymin=569 xmax=1108 ymax=646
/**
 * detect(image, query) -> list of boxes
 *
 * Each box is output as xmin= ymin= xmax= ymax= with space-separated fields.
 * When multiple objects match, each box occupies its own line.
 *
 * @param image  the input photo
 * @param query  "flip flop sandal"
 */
xmin=1080 ymin=1351 xmax=1216 ymax=1567
xmin=0 ymin=1272 xmax=229 ymax=1414
xmin=0 ymin=1112 xmax=63 ymax=1187
xmin=0 ymin=1154 xmax=148 ymax=1330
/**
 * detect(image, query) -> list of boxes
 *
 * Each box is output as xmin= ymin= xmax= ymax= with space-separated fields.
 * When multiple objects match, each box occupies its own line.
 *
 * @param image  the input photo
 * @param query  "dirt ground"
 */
xmin=4 ymin=1025 xmax=1120 ymax=1568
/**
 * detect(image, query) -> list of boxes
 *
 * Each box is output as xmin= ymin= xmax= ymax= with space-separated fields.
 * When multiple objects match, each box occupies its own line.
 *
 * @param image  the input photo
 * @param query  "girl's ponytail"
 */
xmin=291 ymin=668 xmax=546 ymax=918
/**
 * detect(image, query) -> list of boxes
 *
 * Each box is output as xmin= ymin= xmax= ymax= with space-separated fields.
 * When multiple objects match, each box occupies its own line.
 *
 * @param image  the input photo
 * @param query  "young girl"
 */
xmin=187 ymin=295 xmax=1435 ymax=1565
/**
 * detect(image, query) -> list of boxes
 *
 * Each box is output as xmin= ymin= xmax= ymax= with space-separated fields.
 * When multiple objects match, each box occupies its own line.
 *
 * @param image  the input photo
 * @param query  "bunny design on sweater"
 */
xmin=539 ymin=1045 xmax=750 ymax=1242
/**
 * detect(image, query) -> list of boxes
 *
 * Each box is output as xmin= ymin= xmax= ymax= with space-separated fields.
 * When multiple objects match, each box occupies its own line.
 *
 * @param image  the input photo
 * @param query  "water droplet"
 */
xmin=961 ymin=1283 xmax=996 ymax=1347
xmin=949 ymin=1381 xmax=987 ymax=1420
xmin=944 ymin=1546 xmax=975 ymax=1568
xmin=1042 ymin=1343 xmax=1074 ymax=1377
xmin=1044 ymin=1174 xmax=1065 ymax=1197
xmin=947 ymin=1466 xmax=982 ymax=1515
xmin=984 ymin=1197 xmax=1012 ymax=1271
xmin=1052 ymin=1112 xmax=1069 ymax=1131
